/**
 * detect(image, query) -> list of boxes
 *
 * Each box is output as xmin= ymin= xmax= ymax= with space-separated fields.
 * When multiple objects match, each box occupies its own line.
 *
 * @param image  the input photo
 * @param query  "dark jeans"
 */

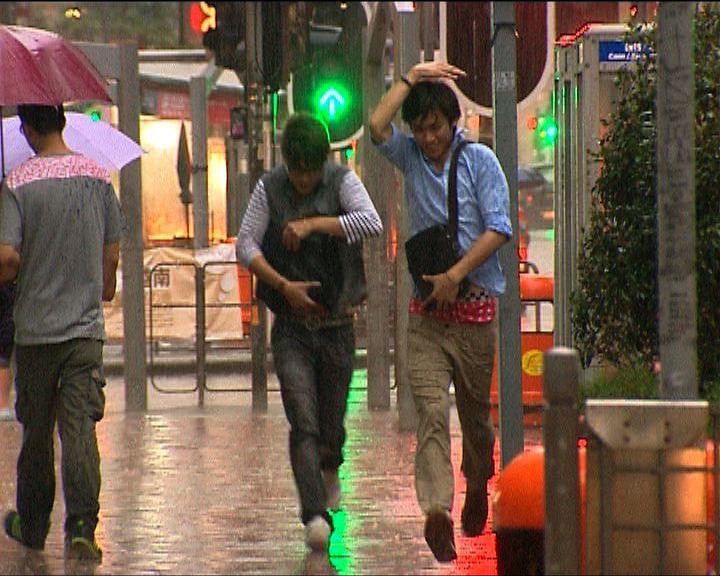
xmin=271 ymin=317 xmax=355 ymax=525
xmin=14 ymin=339 xmax=106 ymax=548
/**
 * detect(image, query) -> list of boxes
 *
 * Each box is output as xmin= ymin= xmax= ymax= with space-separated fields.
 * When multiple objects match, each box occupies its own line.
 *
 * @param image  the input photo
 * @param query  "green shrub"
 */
xmin=579 ymin=366 xmax=659 ymax=407
xmin=571 ymin=6 xmax=720 ymax=399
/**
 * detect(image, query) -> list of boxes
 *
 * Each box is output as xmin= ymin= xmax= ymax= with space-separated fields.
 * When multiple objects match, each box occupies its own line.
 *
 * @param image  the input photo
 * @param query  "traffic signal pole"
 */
xmin=391 ymin=5 xmax=420 ymax=431
xmin=362 ymin=5 xmax=392 ymax=411
xmin=190 ymin=75 xmax=209 ymax=249
xmin=244 ymin=2 xmax=268 ymax=412
xmin=491 ymin=2 xmax=524 ymax=464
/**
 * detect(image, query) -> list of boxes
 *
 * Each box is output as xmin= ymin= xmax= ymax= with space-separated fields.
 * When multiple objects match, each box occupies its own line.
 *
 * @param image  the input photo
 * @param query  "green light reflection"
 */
xmin=325 ymin=368 xmax=367 ymax=574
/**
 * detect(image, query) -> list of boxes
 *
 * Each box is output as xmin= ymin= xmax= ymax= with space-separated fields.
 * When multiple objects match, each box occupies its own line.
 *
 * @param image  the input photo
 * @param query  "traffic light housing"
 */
xmin=289 ymin=3 xmax=366 ymax=148
xmin=201 ymin=2 xmax=244 ymax=70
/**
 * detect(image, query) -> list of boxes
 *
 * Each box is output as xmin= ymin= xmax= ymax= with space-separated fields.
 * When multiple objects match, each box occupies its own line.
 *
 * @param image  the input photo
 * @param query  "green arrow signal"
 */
xmin=318 ymin=88 xmax=345 ymax=120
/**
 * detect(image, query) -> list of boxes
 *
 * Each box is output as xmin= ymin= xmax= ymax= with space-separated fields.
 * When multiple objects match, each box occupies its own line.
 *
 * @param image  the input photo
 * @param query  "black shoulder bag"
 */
xmin=404 ymin=141 xmax=470 ymax=306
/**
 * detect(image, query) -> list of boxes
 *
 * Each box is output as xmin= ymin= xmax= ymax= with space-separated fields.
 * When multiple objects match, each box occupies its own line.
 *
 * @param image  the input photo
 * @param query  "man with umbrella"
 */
xmin=0 ymin=104 xmax=126 ymax=563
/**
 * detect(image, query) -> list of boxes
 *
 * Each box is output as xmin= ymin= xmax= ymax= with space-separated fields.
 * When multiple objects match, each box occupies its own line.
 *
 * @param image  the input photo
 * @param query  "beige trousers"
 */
xmin=408 ymin=314 xmax=497 ymax=514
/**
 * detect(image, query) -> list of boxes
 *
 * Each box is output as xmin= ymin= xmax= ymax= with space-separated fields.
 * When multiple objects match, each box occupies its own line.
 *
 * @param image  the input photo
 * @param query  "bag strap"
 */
xmin=448 ymin=140 xmax=469 ymax=252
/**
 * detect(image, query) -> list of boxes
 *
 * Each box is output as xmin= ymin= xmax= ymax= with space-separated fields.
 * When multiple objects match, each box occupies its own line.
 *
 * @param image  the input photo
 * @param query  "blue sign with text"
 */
xmin=599 ymin=40 xmax=649 ymax=63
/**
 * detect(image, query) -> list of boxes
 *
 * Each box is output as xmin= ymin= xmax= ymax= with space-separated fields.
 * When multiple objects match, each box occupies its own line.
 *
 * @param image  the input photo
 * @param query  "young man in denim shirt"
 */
xmin=369 ymin=62 xmax=512 ymax=562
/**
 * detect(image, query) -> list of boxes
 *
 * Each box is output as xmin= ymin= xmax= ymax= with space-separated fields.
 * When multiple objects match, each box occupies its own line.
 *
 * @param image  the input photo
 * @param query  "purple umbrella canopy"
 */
xmin=1 ymin=113 xmax=144 ymax=172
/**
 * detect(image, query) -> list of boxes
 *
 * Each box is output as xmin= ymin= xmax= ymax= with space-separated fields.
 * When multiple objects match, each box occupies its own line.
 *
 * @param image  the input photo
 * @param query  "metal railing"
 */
xmin=147 ymin=260 xmax=252 ymax=402
xmin=146 ymin=259 xmax=372 ymax=406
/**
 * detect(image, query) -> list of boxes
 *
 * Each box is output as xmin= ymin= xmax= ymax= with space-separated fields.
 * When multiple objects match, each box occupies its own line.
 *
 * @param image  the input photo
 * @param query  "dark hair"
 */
xmin=401 ymin=81 xmax=461 ymax=128
xmin=17 ymin=104 xmax=66 ymax=135
xmin=281 ymin=112 xmax=330 ymax=171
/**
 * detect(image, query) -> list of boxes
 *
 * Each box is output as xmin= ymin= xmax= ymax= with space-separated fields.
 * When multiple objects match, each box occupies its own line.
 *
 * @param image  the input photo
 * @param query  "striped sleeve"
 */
xmin=337 ymin=171 xmax=383 ymax=244
xmin=235 ymin=179 xmax=270 ymax=268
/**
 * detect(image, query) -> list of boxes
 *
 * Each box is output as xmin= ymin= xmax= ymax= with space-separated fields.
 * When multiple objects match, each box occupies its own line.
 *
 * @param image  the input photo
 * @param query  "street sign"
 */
xmin=598 ymin=40 xmax=648 ymax=63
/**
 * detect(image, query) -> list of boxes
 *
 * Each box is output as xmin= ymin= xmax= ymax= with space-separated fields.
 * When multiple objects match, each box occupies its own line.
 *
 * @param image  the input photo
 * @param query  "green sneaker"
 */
xmin=3 ymin=510 xmax=44 ymax=551
xmin=65 ymin=519 xmax=102 ymax=563
xmin=4 ymin=510 xmax=22 ymax=543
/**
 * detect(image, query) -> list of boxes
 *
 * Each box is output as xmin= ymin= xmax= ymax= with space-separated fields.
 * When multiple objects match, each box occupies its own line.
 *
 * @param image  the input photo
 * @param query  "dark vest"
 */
xmin=256 ymin=163 xmax=367 ymax=316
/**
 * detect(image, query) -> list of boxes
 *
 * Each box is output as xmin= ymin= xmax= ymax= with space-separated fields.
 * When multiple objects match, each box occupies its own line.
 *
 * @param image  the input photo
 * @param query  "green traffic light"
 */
xmin=89 ymin=109 xmax=101 ymax=122
xmin=314 ymin=77 xmax=353 ymax=125
xmin=318 ymin=88 xmax=345 ymax=120
xmin=292 ymin=56 xmax=363 ymax=145
xmin=537 ymin=115 xmax=558 ymax=146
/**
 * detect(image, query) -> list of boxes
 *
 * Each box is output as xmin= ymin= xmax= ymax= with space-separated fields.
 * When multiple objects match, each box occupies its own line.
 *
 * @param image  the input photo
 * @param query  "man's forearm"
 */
xmin=0 ymin=246 xmax=20 ymax=284
xmin=102 ymin=243 xmax=120 ymax=301
xmin=0 ymin=265 xmax=18 ymax=284
xmin=447 ymin=230 xmax=509 ymax=285
xmin=368 ymin=79 xmax=411 ymax=143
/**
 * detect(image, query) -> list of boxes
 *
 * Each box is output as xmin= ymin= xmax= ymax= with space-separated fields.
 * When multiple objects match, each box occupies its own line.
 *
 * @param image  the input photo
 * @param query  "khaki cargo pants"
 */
xmin=408 ymin=315 xmax=496 ymax=514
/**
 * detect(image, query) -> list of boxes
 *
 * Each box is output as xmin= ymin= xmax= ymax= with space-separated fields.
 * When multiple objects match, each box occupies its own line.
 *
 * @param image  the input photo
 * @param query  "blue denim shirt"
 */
xmin=375 ymin=125 xmax=512 ymax=296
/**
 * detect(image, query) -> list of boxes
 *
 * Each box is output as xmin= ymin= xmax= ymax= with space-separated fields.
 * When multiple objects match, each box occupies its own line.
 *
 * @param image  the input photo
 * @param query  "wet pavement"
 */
xmin=0 ymin=367 xmax=542 ymax=575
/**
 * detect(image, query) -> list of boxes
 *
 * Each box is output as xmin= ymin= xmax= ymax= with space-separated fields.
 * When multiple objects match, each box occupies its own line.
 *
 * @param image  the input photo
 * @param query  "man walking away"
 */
xmin=0 ymin=104 xmax=126 ymax=563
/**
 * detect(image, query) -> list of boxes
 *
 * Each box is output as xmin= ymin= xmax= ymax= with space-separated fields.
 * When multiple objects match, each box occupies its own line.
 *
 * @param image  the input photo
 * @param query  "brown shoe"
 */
xmin=461 ymin=485 xmax=489 ymax=537
xmin=424 ymin=507 xmax=457 ymax=562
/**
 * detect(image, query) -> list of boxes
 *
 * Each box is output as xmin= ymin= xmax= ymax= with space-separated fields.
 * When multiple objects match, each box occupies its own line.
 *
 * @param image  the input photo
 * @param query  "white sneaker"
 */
xmin=322 ymin=469 xmax=341 ymax=511
xmin=304 ymin=515 xmax=331 ymax=551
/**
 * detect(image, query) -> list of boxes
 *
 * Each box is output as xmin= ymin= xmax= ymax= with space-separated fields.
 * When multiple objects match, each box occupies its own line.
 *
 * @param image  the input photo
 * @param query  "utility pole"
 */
xmin=190 ymin=75 xmax=209 ymax=249
xmin=656 ymin=2 xmax=697 ymax=399
xmin=363 ymin=4 xmax=392 ymax=411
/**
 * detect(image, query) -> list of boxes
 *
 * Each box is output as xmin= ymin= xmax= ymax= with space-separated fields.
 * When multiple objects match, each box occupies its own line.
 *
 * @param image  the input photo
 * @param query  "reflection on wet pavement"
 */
xmin=0 ymin=370 xmax=541 ymax=575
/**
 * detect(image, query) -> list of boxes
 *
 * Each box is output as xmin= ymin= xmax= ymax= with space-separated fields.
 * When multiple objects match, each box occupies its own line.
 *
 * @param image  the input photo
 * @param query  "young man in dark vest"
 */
xmin=236 ymin=112 xmax=383 ymax=552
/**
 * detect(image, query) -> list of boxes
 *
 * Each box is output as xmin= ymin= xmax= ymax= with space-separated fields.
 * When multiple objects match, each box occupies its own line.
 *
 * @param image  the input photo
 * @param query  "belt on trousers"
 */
xmin=284 ymin=314 xmax=354 ymax=331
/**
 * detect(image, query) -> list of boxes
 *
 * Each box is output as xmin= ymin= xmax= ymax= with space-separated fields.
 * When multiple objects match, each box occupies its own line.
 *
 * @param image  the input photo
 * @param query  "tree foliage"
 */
xmin=26 ymin=2 xmax=182 ymax=49
xmin=571 ymin=5 xmax=720 ymax=395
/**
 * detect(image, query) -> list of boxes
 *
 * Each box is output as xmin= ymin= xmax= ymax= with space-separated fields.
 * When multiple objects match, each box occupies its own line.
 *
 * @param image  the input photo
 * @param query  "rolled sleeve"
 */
xmin=475 ymin=150 xmax=513 ymax=240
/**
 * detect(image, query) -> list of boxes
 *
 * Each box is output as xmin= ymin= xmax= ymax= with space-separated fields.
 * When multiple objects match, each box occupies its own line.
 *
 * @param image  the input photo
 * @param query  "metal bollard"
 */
xmin=195 ymin=265 xmax=206 ymax=407
xmin=494 ymin=347 xmax=581 ymax=575
xmin=543 ymin=347 xmax=581 ymax=575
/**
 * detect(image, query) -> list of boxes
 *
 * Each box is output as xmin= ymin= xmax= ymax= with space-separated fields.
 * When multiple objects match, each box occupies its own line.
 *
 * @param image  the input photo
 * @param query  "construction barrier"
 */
xmin=490 ymin=267 xmax=554 ymax=425
xmin=103 ymin=244 xmax=244 ymax=343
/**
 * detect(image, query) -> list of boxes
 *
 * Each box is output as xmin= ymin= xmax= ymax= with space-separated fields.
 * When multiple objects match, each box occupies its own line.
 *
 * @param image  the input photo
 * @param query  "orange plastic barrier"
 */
xmin=491 ymin=273 xmax=554 ymax=426
xmin=493 ymin=450 xmax=546 ymax=530
xmin=236 ymin=265 xmax=253 ymax=337
xmin=496 ymin=442 xmax=719 ymax=574
xmin=493 ymin=446 xmax=587 ymax=575
xmin=520 ymin=274 xmax=553 ymax=301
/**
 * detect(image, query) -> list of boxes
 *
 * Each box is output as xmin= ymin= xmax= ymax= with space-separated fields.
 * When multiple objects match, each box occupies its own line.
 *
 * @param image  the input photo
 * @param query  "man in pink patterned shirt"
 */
xmin=0 ymin=104 xmax=126 ymax=563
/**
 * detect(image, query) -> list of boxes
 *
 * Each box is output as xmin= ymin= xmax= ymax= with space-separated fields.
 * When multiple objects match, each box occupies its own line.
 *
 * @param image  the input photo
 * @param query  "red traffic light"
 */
xmin=189 ymin=2 xmax=216 ymax=35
